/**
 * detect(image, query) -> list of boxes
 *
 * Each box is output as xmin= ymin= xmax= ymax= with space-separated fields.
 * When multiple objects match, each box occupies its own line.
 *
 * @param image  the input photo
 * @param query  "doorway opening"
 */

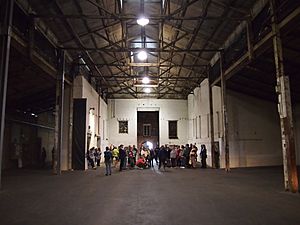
xmin=141 ymin=141 xmax=154 ymax=150
xmin=137 ymin=111 xmax=159 ymax=149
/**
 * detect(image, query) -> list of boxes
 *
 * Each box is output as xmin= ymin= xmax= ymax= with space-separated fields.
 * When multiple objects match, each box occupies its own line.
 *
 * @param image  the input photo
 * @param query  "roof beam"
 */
xmin=80 ymin=62 xmax=207 ymax=67
xmin=61 ymin=47 xmax=222 ymax=52
xmin=33 ymin=14 xmax=249 ymax=21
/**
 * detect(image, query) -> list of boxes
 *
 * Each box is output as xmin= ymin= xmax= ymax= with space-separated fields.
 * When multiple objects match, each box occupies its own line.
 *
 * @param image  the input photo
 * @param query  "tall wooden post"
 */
xmin=68 ymin=84 xmax=73 ymax=170
xmin=53 ymin=50 xmax=65 ymax=175
xmin=220 ymin=52 xmax=230 ymax=172
xmin=0 ymin=0 xmax=14 ymax=188
xmin=271 ymin=0 xmax=298 ymax=192
xmin=208 ymin=67 xmax=215 ymax=168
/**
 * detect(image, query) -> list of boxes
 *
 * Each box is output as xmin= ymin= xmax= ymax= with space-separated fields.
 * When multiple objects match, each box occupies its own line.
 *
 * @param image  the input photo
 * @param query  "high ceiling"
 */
xmin=26 ymin=0 xmax=257 ymax=99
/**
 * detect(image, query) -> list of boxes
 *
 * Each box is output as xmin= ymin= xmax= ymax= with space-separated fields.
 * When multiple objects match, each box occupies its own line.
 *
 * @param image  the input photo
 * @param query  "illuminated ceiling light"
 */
xmin=144 ymin=88 xmax=151 ymax=93
xmin=137 ymin=51 xmax=147 ymax=61
xmin=137 ymin=17 xmax=149 ymax=26
xmin=142 ymin=77 xmax=150 ymax=84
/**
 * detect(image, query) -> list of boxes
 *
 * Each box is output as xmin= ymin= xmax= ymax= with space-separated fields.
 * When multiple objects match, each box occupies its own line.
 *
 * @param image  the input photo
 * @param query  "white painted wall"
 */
xmin=73 ymin=76 xmax=109 ymax=167
xmin=107 ymin=99 xmax=188 ymax=147
xmin=99 ymin=97 xmax=108 ymax=151
xmin=226 ymin=90 xmax=282 ymax=168
xmin=188 ymin=79 xmax=222 ymax=164
xmin=73 ymin=76 xmax=300 ymax=169
xmin=188 ymin=79 xmax=284 ymax=168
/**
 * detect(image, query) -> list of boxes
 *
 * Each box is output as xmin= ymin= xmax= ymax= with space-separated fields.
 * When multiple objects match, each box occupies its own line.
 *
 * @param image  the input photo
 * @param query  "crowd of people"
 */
xmin=86 ymin=147 xmax=102 ymax=169
xmin=86 ymin=143 xmax=209 ymax=176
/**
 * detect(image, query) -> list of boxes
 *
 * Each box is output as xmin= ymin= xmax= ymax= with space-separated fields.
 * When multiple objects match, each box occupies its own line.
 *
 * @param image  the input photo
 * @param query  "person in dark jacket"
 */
xmin=154 ymin=146 xmax=159 ymax=165
xmin=149 ymin=148 xmax=155 ymax=167
xmin=119 ymin=145 xmax=126 ymax=171
xmin=104 ymin=146 xmax=112 ymax=176
xmin=183 ymin=144 xmax=190 ymax=167
xmin=200 ymin=144 xmax=207 ymax=168
xmin=158 ymin=145 xmax=168 ymax=170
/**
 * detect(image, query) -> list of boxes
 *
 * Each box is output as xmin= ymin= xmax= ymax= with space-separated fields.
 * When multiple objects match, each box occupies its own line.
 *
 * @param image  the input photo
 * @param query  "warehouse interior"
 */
xmin=0 ymin=0 xmax=300 ymax=224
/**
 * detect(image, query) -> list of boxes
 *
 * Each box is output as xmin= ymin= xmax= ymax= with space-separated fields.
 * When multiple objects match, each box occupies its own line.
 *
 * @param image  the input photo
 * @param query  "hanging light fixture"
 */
xmin=142 ymin=77 xmax=150 ymax=84
xmin=137 ymin=50 xmax=147 ymax=61
xmin=137 ymin=17 xmax=149 ymax=26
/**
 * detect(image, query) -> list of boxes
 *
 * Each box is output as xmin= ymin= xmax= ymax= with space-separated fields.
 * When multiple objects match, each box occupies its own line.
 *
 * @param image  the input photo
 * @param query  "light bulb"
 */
xmin=137 ymin=51 xmax=147 ymax=60
xmin=142 ymin=77 xmax=150 ymax=84
xmin=137 ymin=17 xmax=149 ymax=26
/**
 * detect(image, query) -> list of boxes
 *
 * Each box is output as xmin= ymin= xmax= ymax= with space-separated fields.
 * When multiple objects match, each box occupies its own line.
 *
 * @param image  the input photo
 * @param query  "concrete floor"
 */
xmin=0 ymin=165 xmax=300 ymax=225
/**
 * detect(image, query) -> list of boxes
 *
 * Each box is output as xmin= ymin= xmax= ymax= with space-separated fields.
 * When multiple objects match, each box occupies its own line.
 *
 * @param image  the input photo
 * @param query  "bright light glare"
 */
xmin=137 ymin=17 xmax=149 ymax=26
xmin=144 ymin=88 xmax=151 ymax=93
xmin=142 ymin=77 xmax=150 ymax=84
xmin=146 ymin=141 xmax=153 ymax=150
xmin=137 ymin=51 xmax=147 ymax=60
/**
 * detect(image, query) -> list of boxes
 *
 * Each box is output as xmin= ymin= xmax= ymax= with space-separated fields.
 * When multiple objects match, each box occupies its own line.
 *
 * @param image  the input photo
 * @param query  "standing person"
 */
xmin=177 ymin=146 xmax=183 ymax=168
xmin=124 ymin=146 xmax=129 ymax=170
xmin=112 ymin=146 xmax=119 ymax=168
xmin=119 ymin=145 xmax=126 ymax=171
xmin=95 ymin=148 xmax=102 ymax=167
xmin=200 ymin=144 xmax=207 ymax=168
xmin=214 ymin=144 xmax=220 ymax=169
xmin=154 ymin=146 xmax=159 ymax=165
xmin=128 ymin=147 xmax=135 ymax=169
xmin=132 ymin=145 xmax=138 ymax=166
xmin=190 ymin=145 xmax=197 ymax=168
xmin=41 ymin=147 xmax=47 ymax=168
xmin=149 ymin=148 xmax=155 ymax=167
xmin=183 ymin=144 xmax=190 ymax=168
xmin=166 ymin=145 xmax=171 ymax=167
xmin=170 ymin=147 xmax=177 ymax=167
xmin=158 ymin=145 xmax=168 ymax=171
xmin=104 ymin=146 xmax=112 ymax=176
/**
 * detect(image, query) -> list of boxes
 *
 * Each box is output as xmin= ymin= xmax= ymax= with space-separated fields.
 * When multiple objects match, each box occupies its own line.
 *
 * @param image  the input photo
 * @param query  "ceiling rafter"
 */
xmin=33 ymin=14 xmax=249 ymax=21
xmin=28 ymin=0 xmax=260 ymax=99
xmin=71 ymin=0 xmax=136 ymax=98
xmin=50 ymin=0 xmax=113 ymax=94
xmin=157 ymin=0 xmax=192 ymax=97
xmin=182 ymin=0 xmax=240 ymax=93
xmin=60 ymin=20 xmax=120 ymax=45
xmin=93 ymin=0 xmax=137 ymax=98
xmin=172 ymin=0 xmax=212 ymax=95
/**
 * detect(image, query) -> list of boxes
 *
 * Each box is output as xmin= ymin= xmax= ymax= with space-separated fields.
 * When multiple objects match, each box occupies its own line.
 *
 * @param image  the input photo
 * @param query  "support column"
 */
xmin=68 ymin=84 xmax=73 ymax=170
xmin=220 ymin=52 xmax=230 ymax=172
xmin=0 ymin=0 xmax=14 ymax=188
xmin=208 ymin=68 xmax=215 ymax=168
xmin=53 ymin=50 xmax=65 ymax=175
xmin=271 ymin=0 xmax=298 ymax=192
xmin=97 ymin=83 xmax=101 ymax=148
